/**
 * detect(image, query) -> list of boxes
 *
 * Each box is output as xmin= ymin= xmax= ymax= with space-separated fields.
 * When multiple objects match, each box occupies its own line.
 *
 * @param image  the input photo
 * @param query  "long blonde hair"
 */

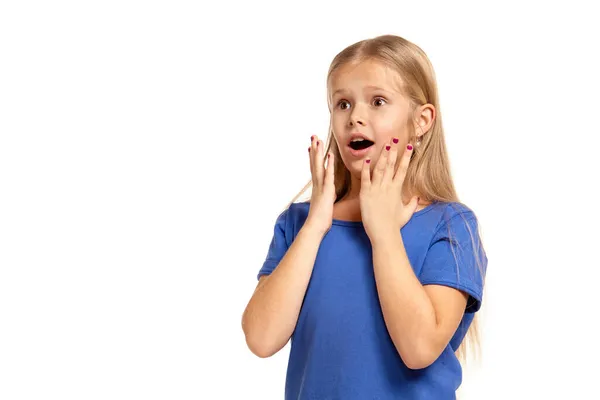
xmin=285 ymin=34 xmax=486 ymax=366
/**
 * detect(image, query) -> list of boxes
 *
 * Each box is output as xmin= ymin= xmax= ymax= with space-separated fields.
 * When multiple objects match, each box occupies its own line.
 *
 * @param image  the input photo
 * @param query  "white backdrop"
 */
xmin=1 ymin=1 xmax=599 ymax=399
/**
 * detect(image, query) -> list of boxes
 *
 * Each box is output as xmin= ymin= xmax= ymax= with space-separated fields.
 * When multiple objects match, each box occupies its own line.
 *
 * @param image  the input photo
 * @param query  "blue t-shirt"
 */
xmin=257 ymin=200 xmax=487 ymax=400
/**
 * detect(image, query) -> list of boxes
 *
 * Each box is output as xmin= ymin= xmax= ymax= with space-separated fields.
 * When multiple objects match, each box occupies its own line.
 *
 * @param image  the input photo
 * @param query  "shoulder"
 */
xmin=427 ymin=201 xmax=479 ymax=226
xmin=271 ymin=201 xmax=310 ymax=239
xmin=285 ymin=201 xmax=310 ymax=223
xmin=420 ymin=201 xmax=482 ymax=240
xmin=430 ymin=202 xmax=486 ymax=254
xmin=441 ymin=201 xmax=476 ymax=218
xmin=273 ymin=201 xmax=310 ymax=221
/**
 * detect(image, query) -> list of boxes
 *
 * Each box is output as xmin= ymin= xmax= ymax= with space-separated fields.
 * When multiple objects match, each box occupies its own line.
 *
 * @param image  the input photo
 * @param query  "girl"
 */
xmin=241 ymin=34 xmax=488 ymax=400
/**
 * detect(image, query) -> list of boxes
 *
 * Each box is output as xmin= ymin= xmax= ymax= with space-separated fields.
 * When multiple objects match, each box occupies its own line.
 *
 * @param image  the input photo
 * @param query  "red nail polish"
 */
xmin=386 ymin=145 xmax=391 ymax=151
xmin=393 ymin=138 xmax=399 ymax=144
xmin=407 ymin=144 xmax=413 ymax=150
xmin=366 ymin=159 xmax=371 ymax=164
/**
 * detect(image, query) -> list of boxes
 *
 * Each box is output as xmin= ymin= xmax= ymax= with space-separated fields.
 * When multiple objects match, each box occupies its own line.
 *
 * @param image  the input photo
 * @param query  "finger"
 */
xmin=325 ymin=151 xmax=335 ymax=191
xmin=393 ymin=143 xmax=414 ymax=187
xmin=361 ymin=157 xmax=371 ymax=190
xmin=383 ymin=137 xmax=399 ymax=183
xmin=372 ymin=143 xmax=390 ymax=186
xmin=314 ymin=137 xmax=324 ymax=188
xmin=309 ymin=136 xmax=316 ymax=187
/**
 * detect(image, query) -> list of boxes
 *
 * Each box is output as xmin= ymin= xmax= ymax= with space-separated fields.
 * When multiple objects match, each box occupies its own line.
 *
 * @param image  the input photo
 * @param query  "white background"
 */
xmin=1 ymin=1 xmax=599 ymax=399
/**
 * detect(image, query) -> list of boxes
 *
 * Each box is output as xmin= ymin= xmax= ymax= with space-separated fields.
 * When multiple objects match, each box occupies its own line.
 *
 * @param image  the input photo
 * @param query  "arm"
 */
xmin=371 ymin=233 xmax=468 ymax=370
xmin=242 ymin=224 xmax=325 ymax=358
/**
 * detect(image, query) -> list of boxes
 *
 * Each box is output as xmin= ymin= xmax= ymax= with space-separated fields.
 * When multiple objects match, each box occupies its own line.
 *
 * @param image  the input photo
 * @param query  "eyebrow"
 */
xmin=331 ymin=85 xmax=394 ymax=97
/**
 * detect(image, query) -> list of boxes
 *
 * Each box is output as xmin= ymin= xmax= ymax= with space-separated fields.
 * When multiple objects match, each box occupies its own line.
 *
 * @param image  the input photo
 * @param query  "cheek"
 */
xmin=331 ymin=113 xmax=344 ymax=128
xmin=332 ymin=134 xmax=342 ymax=150
xmin=331 ymin=132 xmax=345 ymax=155
xmin=374 ymin=113 xmax=407 ymax=141
xmin=373 ymin=121 xmax=399 ymax=140
xmin=331 ymin=117 xmax=346 ymax=143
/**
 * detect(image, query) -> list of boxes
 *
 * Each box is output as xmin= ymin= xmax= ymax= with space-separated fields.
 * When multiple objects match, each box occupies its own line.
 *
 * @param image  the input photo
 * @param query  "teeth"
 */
xmin=352 ymin=138 xmax=366 ymax=142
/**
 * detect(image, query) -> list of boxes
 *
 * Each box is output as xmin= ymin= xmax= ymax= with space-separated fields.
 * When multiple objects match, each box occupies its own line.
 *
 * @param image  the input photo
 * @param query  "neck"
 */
xmin=341 ymin=173 xmax=362 ymax=201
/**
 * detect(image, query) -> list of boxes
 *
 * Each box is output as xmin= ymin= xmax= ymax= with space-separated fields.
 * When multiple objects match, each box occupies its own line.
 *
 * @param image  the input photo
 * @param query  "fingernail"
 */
xmin=392 ymin=138 xmax=399 ymax=144
xmin=311 ymin=135 xmax=314 ymax=141
xmin=407 ymin=144 xmax=413 ymax=150
xmin=308 ymin=147 xmax=311 ymax=152
xmin=366 ymin=159 xmax=371 ymax=164
xmin=385 ymin=145 xmax=391 ymax=151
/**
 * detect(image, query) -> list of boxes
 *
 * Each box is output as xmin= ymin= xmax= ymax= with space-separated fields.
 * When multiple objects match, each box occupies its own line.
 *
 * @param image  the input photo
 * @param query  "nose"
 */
xmin=349 ymin=109 xmax=366 ymax=127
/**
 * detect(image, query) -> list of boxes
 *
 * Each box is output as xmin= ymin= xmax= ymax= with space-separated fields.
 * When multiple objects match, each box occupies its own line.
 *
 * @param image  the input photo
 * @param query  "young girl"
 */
xmin=242 ymin=34 xmax=488 ymax=400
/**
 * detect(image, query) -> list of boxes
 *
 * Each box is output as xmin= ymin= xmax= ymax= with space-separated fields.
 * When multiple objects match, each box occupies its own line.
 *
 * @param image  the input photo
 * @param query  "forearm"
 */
xmin=371 ymin=232 xmax=437 ymax=368
xmin=242 ymin=224 xmax=325 ymax=357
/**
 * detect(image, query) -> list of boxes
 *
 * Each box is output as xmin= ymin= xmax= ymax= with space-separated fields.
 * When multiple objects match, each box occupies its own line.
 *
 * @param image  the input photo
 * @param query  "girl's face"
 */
xmin=329 ymin=60 xmax=413 ymax=178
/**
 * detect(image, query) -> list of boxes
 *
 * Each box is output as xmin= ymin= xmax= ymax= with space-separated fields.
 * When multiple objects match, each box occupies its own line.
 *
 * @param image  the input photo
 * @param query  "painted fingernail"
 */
xmin=311 ymin=135 xmax=315 ymax=141
xmin=366 ymin=159 xmax=371 ymax=164
xmin=386 ymin=145 xmax=391 ymax=151
xmin=393 ymin=138 xmax=399 ymax=144
xmin=407 ymin=144 xmax=413 ymax=150
xmin=308 ymin=147 xmax=311 ymax=152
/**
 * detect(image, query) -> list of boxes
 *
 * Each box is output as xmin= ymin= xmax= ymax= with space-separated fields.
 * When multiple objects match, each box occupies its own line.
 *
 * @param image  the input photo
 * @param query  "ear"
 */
xmin=413 ymin=104 xmax=436 ymax=138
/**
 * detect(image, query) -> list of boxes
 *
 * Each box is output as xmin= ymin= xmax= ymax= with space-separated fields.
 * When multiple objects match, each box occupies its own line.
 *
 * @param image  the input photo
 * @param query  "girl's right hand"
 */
xmin=305 ymin=135 xmax=336 ymax=236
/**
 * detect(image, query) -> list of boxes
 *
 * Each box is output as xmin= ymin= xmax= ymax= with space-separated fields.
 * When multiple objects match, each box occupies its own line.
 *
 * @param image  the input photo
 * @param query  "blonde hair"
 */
xmin=285 ymin=34 xmax=486 ymax=366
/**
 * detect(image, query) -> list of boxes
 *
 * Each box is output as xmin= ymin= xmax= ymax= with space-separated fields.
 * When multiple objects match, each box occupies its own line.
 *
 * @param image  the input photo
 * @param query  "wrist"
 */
xmin=369 ymin=228 xmax=401 ymax=249
xmin=300 ymin=223 xmax=328 ymax=240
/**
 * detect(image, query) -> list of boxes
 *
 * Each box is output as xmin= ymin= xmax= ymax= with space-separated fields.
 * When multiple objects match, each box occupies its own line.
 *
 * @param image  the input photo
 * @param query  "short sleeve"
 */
xmin=418 ymin=212 xmax=487 ymax=313
xmin=256 ymin=207 xmax=291 ymax=280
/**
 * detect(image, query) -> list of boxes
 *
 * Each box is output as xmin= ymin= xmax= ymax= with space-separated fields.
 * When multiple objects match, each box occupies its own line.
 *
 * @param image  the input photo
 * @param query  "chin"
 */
xmin=349 ymin=161 xmax=368 ymax=179
xmin=338 ymin=155 xmax=365 ymax=175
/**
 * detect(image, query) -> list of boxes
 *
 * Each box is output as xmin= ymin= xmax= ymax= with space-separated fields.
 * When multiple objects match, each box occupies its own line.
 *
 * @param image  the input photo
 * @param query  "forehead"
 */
xmin=329 ymin=59 xmax=404 ymax=95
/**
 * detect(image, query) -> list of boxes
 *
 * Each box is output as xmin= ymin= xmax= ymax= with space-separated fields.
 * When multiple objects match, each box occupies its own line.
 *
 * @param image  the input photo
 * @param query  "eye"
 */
xmin=373 ymin=97 xmax=387 ymax=107
xmin=337 ymin=100 xmax=351 ymax=110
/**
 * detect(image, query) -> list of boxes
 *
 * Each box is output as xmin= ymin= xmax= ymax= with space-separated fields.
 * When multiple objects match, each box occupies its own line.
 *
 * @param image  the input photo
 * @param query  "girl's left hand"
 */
xmin=359 ymin=138 xmax=420 ymax=244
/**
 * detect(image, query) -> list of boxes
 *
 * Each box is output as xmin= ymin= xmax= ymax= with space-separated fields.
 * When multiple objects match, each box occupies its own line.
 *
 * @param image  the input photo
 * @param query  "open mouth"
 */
xmin=349 ymin=139 xmax=375 ymax=150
